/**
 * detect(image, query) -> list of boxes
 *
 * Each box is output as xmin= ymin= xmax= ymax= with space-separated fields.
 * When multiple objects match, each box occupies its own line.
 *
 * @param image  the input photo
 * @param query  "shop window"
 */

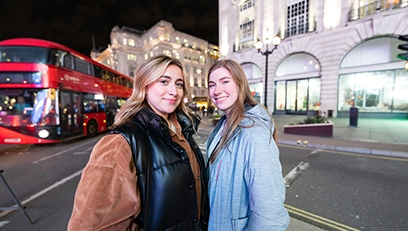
xmin=337 ymin=70 xmax=407 ymax=112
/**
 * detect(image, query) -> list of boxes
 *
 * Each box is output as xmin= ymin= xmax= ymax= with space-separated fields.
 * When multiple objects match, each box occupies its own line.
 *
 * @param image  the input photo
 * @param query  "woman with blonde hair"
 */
xmin=68 ymin=55 xmax=208 ymax=230
xmin=206 ymin=59 xmax=289 ymax=230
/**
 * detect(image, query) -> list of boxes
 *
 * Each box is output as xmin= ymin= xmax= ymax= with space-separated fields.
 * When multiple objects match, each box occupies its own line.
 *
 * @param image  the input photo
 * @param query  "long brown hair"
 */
xmin=207 ymin=59 xmax=277 ymax=163
xmin=111 ymin=55 xmax=193 ymax=129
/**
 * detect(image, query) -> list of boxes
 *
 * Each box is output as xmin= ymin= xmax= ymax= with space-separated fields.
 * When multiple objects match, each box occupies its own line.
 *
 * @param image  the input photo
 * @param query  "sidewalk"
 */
xmin=273 ymin=115 xmax=408 ymax=158
xmin=200 ymin=115 xmax=408 ymax=158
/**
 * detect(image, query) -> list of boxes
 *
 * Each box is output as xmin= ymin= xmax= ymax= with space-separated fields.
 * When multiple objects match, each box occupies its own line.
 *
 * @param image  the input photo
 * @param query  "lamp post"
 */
xmin=254 ymin=34 xmax=281 ymax=108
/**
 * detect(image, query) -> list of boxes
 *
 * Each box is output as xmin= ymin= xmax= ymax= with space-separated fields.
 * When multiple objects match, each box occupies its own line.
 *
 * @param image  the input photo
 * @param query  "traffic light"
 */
xmin=397 ymin=34 xmax=408 ymax=61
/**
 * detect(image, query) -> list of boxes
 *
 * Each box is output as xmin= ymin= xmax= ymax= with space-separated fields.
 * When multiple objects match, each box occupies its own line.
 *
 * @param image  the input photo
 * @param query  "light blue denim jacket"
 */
xmin=206 ymin=103 xmax=290 ymax=231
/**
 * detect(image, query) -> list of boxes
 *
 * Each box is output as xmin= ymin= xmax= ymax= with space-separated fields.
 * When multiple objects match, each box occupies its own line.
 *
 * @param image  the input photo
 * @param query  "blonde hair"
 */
xmin=207 ymin=59 xmax=277 ymax=163
xmin=111 ymin=55 xmax=193 ymax=128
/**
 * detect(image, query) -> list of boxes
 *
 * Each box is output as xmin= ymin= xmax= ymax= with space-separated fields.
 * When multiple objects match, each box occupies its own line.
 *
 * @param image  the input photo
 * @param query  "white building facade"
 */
xmin=91 ymin=20 xmax=219 ymax=108
xmin=219 ymin=0 xmax=408 ymax=118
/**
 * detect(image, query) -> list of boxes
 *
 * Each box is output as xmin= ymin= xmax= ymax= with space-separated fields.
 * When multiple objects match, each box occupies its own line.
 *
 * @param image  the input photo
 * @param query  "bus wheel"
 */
xmin=87 ymin=120 xmax=98 ymax=137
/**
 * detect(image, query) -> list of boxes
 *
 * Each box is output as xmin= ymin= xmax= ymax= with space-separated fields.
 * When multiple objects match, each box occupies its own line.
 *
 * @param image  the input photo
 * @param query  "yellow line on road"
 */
xmin=285 ymin=204 xmax=360 ymax=231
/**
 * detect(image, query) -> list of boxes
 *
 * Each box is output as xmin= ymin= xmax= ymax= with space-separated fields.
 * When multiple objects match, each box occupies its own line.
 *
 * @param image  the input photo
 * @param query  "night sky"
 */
xmin=0 ymin=0 xmax=219 ymax=55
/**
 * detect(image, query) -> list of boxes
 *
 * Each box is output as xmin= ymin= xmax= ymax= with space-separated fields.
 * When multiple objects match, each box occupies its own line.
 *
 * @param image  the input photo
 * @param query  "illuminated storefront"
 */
xmin=338 ymin=70 xmax=408 ymax=114
xmin=274 ymin=53 xmax=322 ymax=115
xmin=337 ymin=37 xmax=408 ymax=118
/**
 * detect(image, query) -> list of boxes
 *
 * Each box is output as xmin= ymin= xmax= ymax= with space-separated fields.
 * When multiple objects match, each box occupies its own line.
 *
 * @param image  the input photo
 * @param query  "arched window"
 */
xmin=338 ymin=37 xmax=408 ymax=114
xmin=274 ymin=53 xmax=322 ymax=114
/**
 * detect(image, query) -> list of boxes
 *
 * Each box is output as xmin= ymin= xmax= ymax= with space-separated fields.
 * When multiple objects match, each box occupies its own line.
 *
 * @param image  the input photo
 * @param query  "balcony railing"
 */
xmin=349 ymin=0 xmax=408 ymax=21
xmin=233 ymin=21 xmax=318 ymax=52
xmin=234 ymin=39 xmax=255 ymax=52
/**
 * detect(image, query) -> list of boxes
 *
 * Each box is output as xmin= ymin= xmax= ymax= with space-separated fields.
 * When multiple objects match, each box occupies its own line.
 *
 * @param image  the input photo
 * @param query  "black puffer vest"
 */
xmin=110 ymin=108 xmax=209 ymax=231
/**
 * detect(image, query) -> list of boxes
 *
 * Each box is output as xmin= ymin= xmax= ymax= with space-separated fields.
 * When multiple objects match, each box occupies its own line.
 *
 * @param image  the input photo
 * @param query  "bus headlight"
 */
xmin=38 ymin=129 xmax=50 ymax=138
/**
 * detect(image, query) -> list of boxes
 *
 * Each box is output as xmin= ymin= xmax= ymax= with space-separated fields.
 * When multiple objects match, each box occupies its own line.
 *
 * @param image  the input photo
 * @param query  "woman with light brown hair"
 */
xmin=68 ymin=55 xmax=208 ymax=230
xmin=206 ymin=59 xmax=289 ymax=230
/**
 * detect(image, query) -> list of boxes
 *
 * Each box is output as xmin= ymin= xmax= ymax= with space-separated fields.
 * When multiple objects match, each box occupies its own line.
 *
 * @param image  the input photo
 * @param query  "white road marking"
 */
xmin=73 ymin=147 xmax=93 ymax=155
xmin=283 ymin=149 xmax=322 ymax=189
xmin=33 ymin=140 xmax=95 ymax=164
xmin=0 ymin=220 xmax=10 ymax=227
xmin=0 ymin=169 xmax=83 ymax=219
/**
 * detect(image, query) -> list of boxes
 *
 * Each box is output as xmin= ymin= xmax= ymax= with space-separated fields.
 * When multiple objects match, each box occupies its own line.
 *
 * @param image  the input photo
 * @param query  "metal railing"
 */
xmin=233 ymin=21 xmax=316 ymax=52
xmin=349 ymin=0 xmax=408 ymax=21
xmin=235 ymin=39 xmax=255 ymax=52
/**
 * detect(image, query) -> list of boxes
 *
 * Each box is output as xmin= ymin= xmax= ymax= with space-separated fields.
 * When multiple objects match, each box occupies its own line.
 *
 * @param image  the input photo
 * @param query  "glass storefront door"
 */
xmin=286 ymin=81 xmax=297 ymax=113
xmin=275 ymin=78 xmax=321 ymax=115
xmin=285 ymin=79 xmax=308 ymax=115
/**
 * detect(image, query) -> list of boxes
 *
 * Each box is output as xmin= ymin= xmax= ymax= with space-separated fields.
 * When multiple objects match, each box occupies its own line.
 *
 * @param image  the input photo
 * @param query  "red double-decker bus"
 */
xmin=0 ymin=38 xmax=133 ymax=144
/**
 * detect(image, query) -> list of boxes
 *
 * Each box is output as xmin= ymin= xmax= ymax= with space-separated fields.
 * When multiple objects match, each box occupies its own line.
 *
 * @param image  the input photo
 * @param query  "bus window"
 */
xmin=74 ymin=56 xmax=90 ymax=75
xmin=0 ymin=90 xmax=35 ymax=126
xmin=83 ymin=93 xmax=97 ymax=113
xmin=94 ymin=65 xmax=103 ymax=79
xmin=105 ymin=97 xmax=117 ymax=127
xmin=14 ymin=96 xmax=31 ymax=114
xmin=49 ymin=49 xmax=65 ymax=66
xmin=31 ymin=89 xmax=59 ymax=126
xmin=0 ymin=46 xmax=48 ymax=63
xmin=62 ymin=53 xmax=74 ymax=69
xmin=0 ymin=90 xmax=33 ymax=112
xmin=98 ymin=100 xmax=106 ymax=112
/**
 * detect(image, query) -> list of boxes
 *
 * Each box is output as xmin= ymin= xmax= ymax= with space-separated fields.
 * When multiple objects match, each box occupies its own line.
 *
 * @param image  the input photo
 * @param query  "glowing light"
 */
xmin=323 ymin=0 xmax=341 ymax=29
xmin=38 ymin=129 xmax=50 ymax=138
xmin=94 ymin=94 xmax=104 ymax=100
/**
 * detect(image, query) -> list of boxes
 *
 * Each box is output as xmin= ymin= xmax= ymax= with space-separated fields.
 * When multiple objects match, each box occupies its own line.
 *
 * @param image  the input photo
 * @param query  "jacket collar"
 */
xmin=134 ymin=107 xmax=199 ymax=139
xmin=207 ymin=103 xmax=256 ymax=147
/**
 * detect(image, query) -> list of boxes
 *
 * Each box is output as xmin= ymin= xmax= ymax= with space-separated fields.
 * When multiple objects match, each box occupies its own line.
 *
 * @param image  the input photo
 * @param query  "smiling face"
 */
xmin=208 ymin=67 xmax=239 ymax=115
xmin=146 ymin=64 xmax=184 ymax=120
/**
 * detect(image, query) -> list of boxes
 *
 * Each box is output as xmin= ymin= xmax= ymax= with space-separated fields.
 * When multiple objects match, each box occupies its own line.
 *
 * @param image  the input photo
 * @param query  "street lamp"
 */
xmin=254 ymin=34 xmax=281 ymax=108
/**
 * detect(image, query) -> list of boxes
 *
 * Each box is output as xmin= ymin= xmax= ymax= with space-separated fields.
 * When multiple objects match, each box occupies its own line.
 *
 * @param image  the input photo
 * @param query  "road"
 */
xmin=0 ymin=136 xmax=98 ymax=231
xmin=0 ymin=128 xmax=407 ymax=230
xmin=278 ymin=144 xmax=408 ymax=231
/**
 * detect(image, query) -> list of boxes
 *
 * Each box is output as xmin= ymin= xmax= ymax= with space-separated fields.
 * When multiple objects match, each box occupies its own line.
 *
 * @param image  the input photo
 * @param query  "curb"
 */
xmin=278 ymin=139 xmax=408 ymax=159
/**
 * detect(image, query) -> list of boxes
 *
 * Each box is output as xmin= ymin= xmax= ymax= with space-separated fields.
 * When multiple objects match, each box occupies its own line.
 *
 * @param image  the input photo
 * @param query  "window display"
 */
xmin=338 ymin=70 xmax=408 ymax=113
